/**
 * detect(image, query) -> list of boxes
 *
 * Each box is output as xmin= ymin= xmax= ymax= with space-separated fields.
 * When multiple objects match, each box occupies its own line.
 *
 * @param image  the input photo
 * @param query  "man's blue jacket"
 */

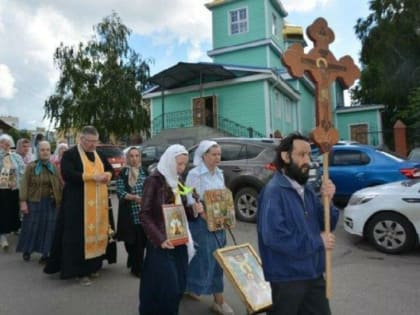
xmin=257 ymin=171 xmax=339 ymax=282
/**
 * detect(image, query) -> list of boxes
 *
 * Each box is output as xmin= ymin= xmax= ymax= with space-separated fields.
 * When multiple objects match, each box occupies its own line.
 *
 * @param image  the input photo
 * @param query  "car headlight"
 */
xmin=348 ymin=194 xmax=378 ymax=206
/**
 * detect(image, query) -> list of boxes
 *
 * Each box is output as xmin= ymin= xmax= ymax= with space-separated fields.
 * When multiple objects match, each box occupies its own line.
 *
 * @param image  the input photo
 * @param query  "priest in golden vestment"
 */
xmin=44 ymin=126 xmax=116 ymax=286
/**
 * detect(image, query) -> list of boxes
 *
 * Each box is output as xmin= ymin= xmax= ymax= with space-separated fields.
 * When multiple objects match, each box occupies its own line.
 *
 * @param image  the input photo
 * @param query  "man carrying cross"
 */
xmin=257 ymin=132 xmax=339 ymax=315
xmin=258 ymin=17 xmax=360 ymax=314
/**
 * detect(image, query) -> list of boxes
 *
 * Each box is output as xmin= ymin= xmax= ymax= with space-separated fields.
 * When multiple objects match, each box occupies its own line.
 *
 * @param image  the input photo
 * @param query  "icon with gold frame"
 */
xmin=203 ymin=188 xmax=236 ymax=231
xmin=214 ymin=243 xmax=272 ymax=313
xmin=162 ymin=204 xmax=189 ymax=246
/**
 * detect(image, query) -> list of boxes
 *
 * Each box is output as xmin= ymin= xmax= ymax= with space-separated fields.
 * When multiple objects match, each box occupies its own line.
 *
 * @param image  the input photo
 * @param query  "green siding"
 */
xmin=211 ymin=1 xmax=266 ymax=50
xmin=337 ymin=110 xmax=381 ymax=145
xmin=268 ymin=88 xmax=298 ymax=136
xmin=298 ymin=83 xmax=316 ymax=135
xmin=150 ymin=81 xmax=267 ymax=136
xmin=269 ymin=49 xmax=283 ymax=69
xmin=267 ymin=0 xmax=285 ymax=49
xmin=210 ymin=0 xmax=284 ymax=69
xmin=214 ymin=46 xmax=268 ymax=67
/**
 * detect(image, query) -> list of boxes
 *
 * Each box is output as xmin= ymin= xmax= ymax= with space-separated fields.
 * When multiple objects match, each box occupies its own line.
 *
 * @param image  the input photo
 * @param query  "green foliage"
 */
xmin=402 ymin=86 xmax=420 ymax=128
xmin=44 ymin=12 xmax=151 ymax=142
xmin=352 ymin=0 xmax=420 ymax=129
xmin=8 ymin=129 xmax=32 ymax=145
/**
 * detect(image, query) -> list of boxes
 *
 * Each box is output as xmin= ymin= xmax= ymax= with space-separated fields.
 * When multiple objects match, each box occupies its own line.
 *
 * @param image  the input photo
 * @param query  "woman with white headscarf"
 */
xmin=51 ymin=142 xmax=69 ymax=185
xmin=115 ymin=146 xmax=148 ymax=278
xmin=0 ymin=134 xmax=25 ymax=250
xmin=139 ymin=144 xmax=203 ymax=315
xmin=184 ymin=140 xmax=234 ymax=315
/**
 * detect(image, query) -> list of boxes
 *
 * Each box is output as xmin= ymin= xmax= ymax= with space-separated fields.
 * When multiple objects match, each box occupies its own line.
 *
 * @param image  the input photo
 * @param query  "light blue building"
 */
xmin=143 ymin=0 xmax=383 ymax=145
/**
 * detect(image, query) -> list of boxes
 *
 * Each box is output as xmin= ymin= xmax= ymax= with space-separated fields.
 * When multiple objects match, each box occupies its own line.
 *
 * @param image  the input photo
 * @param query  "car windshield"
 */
xmin=97 ymin=147 xmax=123 ymax=158
xmin=408 ymin=148 xmax=420 ymax=160
xmin=376 ymin=149 xmax=405 ymax=162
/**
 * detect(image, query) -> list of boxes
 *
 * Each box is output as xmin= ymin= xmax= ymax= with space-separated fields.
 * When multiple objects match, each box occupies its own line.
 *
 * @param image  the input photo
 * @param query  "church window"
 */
xmin=230 ymin=8 xmax=248 ymax=35
xmin=272 ymin=13 xmax=278 ymax=36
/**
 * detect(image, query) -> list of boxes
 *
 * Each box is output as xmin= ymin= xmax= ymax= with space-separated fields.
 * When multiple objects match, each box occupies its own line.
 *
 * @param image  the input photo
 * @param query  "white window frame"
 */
xmin=272 ymin=13 xmax=278 ymax=36
xmin=229 ymin=7 xmax=248 ymax=35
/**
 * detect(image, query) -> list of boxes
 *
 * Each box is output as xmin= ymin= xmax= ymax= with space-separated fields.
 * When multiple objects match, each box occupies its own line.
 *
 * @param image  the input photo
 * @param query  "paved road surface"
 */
xmin=1 ymin=196 xmax=420 ymax=315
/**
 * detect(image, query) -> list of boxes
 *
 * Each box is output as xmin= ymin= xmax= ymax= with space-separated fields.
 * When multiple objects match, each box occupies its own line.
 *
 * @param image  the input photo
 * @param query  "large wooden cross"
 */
xmin=282 ymin=17 xmax=360 ymax=298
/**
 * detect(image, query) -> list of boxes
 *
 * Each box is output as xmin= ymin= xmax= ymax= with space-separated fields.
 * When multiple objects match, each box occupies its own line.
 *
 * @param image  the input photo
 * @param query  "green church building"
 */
xmin=143 ymin=0 xmax=384 ymax=146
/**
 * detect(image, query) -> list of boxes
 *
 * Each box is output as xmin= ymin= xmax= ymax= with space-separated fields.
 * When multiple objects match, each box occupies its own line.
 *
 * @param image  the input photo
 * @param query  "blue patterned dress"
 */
xmin=185 ymin=162 xmax=226 ymax=295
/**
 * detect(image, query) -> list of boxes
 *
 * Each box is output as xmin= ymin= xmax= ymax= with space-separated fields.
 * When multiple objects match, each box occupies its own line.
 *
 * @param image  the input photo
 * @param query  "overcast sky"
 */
xmin=0 ymin=0 xmax=370 ymax=130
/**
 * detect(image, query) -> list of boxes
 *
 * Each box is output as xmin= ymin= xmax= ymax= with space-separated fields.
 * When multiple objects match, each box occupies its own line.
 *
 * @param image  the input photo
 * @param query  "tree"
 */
xmin=8 ymin=129 xmax=32 ymax=144
xmin=44 ymin=12 xmax=151 ymax=142
xmin=352 ymin=0 xmax=420 ymax=131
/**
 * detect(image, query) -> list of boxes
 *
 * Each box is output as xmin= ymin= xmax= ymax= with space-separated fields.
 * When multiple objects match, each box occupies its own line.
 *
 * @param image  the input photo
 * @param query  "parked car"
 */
xmin=344 ymin=179 xmax=420 ymax=254
xmin=187 ymin=137 xmax=320 ymax=222
xmin=408 ymin=147 xmax=420 ymax=161
xmin=141 ymin=144 xmax=170 ymax=169
xmin=312 ymin=144 xmax=420 ymax=205
xmin=96 ymin=144 xmax=125 ymax=180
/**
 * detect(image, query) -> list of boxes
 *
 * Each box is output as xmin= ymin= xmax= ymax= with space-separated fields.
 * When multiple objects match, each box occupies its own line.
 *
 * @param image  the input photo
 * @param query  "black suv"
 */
xmin=96 ymin=144 xmax=125 ymax=180
xmin=188 ymin=138 xmax=320 ymax=222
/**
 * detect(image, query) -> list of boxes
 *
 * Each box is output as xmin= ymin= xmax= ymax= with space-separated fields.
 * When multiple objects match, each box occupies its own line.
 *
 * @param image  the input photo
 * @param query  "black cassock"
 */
xmin=44 ymin=146 xmax=116 ymax=279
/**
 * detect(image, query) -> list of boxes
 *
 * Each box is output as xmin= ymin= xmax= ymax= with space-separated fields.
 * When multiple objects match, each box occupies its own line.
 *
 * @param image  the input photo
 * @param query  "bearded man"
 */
xmin=257 ymin=133 xmax=339 ymax=315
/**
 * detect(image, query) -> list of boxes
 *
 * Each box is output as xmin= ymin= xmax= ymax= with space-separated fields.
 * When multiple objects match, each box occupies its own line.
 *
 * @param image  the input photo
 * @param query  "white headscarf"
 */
xmin=193 ymin=140 xmax=218 ymax=166
xmin=53 ymin=143 xmax=69 ymax=158
xmin=157 ymin=144 xmax=188 ymax=188
xmin=158 ymin=144 xmax=196 ymax=262
xmin=0 ymin=134 xmax=15 ymax=149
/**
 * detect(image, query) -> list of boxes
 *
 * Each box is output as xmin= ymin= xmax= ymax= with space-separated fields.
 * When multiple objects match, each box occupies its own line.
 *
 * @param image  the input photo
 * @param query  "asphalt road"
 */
xmin=1 ymin=195 xmax=420 ymax=315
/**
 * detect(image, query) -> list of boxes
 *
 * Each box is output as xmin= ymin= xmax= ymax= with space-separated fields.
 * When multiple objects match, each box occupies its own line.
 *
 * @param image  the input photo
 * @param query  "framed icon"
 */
xmin=162 ymin=204 xmax=189 ymax=246
xmin=203 ymin=188 xmax=236 ymax=231
xmin=214 ymin=243 xmax=272 ymax=313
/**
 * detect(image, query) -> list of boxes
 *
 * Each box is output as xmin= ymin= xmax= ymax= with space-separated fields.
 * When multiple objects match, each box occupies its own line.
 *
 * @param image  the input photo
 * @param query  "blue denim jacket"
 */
xmin=257 ymin=171 xmax=339 ymax=282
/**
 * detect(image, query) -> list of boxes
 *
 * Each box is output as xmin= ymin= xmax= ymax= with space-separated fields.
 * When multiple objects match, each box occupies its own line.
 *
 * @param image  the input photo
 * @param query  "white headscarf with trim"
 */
xmin=193 ymin=140 xmax=218 ymax=166
xmin=157 ymin=144 xmax=188 ymax=188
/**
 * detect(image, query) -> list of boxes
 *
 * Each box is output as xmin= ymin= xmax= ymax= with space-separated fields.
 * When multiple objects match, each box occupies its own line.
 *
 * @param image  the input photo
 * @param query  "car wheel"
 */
xmin=366 ymin=212 xmax=416 ymax=254
xmin=234 ymin=187 xmax=259 ymax=222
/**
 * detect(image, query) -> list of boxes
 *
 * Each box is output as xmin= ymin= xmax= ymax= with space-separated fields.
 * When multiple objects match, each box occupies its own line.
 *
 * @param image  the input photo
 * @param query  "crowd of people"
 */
xmin=0 ymin=126 xmax=339 ymax=315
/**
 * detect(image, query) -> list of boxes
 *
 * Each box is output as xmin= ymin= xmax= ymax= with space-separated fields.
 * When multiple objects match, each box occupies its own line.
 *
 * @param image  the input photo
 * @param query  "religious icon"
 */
xmin=214 ymin=243 xmax=272 ymax=313
xmin=203 ymin=188 xmax=236 ymax=232
xmin=0 ymin=167 xmax=15 ymax=189
xmin=162 ymin=204 xmax=189 ymax=246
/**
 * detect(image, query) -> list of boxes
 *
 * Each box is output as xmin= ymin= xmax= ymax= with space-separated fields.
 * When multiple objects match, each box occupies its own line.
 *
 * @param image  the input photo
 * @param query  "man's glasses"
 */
xmin=82 ymin=137 xmax=99 ymax=144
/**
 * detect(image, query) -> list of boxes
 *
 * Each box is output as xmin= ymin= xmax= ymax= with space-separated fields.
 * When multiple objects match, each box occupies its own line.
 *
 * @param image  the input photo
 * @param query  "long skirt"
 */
xmin=186 ymin=217 xmax=226 ymax=295
xmin=123 ymin=225 xmax=147 ymax=276
xmin=16 ymin=197 xmax=57 ymax=257
xmin=0 ymin=189 xmax=20 ymax=234
xmin=139 ymin=242 xmax=188 ymax=315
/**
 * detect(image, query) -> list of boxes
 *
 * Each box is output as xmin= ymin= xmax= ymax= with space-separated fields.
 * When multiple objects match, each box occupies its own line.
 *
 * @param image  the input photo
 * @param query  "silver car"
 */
xmin=188 ymin=137 xmax=320 ymax=222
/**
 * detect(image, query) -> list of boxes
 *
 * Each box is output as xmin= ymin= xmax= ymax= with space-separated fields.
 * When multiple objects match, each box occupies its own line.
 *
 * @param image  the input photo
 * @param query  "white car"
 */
xmin=344 ymin=179 xmax=420 ymax=254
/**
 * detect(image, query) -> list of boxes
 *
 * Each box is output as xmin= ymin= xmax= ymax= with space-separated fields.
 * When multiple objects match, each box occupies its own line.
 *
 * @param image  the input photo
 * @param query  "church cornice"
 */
xmin=208 ymin=38 xmax=283 ymax=58
xmin=143 ymin=71 xmax=300 ymax=101
xmin=336 ymin=104 xmax=385 ymax=113
xmin=205 ymin=0 xmax=288 ymax=17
